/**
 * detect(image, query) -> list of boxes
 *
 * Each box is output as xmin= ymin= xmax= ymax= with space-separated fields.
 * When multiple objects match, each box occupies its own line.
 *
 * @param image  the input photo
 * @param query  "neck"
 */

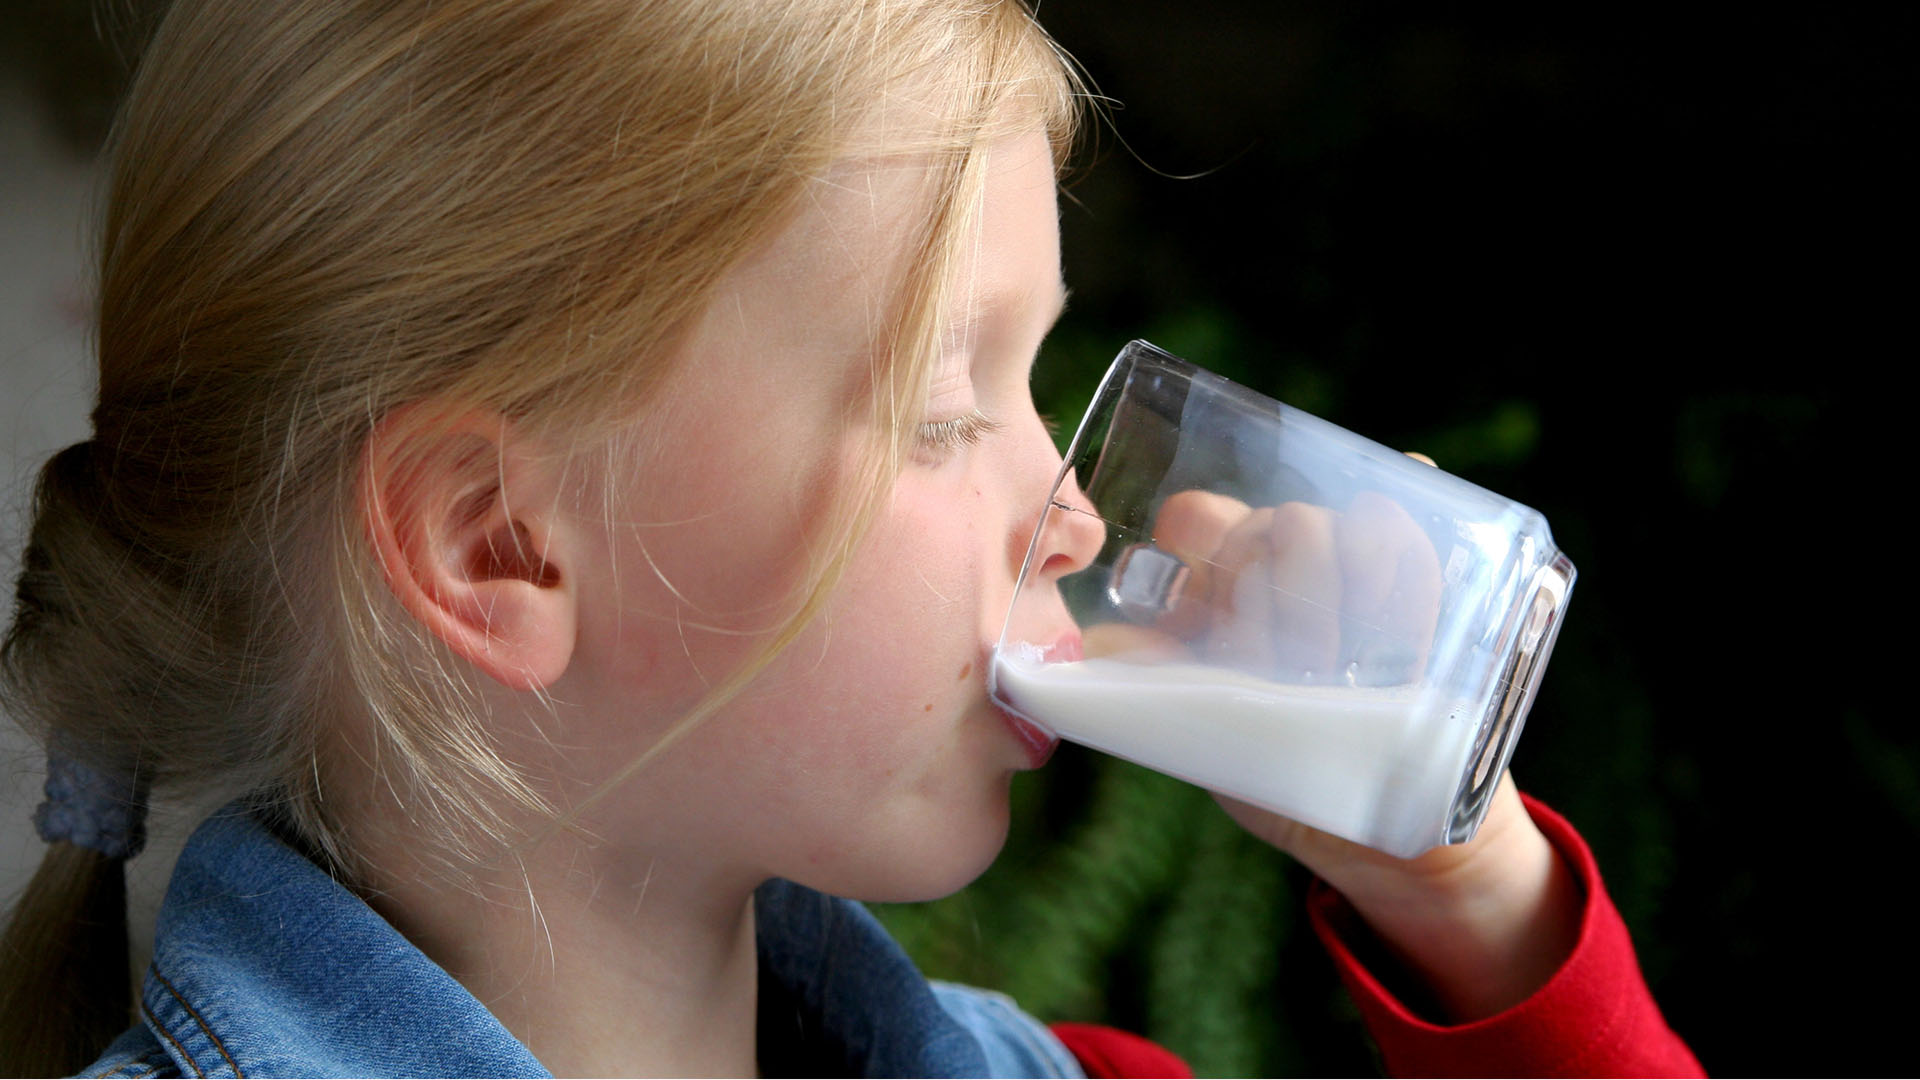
xmin=362 ymin=837 xmax=764 ymax=1078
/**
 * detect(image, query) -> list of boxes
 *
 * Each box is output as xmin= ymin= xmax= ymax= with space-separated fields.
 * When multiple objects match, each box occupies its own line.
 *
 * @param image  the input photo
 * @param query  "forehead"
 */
xmin=704 ymin=131 xmax=1062 ymax=370
xmin=721 ymin=156 xmax=939 ymax=357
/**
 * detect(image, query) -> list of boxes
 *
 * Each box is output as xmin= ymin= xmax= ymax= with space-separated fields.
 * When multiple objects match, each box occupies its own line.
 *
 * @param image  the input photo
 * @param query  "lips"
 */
xmin=988 ymin=631 xmax=1079 ymax=768
xmin=996 ymin=705 xmax=1059 ymax=768
xmin=1041 ymin=633 xmax=1084 ymax=663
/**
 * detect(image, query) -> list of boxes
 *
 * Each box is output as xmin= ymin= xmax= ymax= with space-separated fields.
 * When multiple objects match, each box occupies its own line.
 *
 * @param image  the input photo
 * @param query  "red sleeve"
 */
xmin=1308 ymin=793 xmax=1705 ymax=1078
xmin=1049 ymin=1022 xmax=1194 ymax=1079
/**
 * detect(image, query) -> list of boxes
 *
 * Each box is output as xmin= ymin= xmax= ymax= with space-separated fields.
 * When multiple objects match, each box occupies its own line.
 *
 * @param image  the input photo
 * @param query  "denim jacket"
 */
xmin=81 ymin=807 xmax=1084 ymax=1078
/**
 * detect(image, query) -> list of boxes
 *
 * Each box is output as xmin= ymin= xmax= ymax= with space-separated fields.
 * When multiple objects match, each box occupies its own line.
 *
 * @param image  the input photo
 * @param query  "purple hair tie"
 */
xmin=32 ymin=747 xmax=149 ymax=860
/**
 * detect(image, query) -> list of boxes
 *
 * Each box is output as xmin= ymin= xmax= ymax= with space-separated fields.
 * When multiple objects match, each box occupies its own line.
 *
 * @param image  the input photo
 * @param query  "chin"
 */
xmin=896 ymin=834 xmax=1008 ymax=903
xmin=811 ymin=786 xmax=1014 ymax=904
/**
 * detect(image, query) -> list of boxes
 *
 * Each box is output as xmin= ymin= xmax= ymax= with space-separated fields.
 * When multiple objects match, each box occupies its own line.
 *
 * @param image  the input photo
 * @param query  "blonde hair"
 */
xmin=0 ymin=0 xmax=1081 ymax=1071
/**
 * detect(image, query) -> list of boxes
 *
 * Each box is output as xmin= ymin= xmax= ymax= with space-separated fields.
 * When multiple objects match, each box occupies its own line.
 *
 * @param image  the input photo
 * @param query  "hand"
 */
xmin=1147 ymin=486 xmax=1443 ymax=687
xmin=1221 ymin=773 xmax=1581 ymax=1022
xmin=1098 ymin=465 xmax=1581 ymax=1022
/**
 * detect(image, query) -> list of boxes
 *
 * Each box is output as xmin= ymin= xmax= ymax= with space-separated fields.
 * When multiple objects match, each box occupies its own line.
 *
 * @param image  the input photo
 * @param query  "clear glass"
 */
xmin=992 ymin=341 xmax=1575 ymax=858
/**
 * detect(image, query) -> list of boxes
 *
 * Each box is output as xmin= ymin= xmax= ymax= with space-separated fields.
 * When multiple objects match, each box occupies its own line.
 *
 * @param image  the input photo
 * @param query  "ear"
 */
xmin=361 ymin=406 xmax=578 ymax=691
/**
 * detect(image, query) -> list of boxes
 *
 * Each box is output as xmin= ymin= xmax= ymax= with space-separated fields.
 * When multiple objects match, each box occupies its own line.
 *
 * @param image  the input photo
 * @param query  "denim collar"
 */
xmin=123 ymin=805 xmax=1038 ymax=1078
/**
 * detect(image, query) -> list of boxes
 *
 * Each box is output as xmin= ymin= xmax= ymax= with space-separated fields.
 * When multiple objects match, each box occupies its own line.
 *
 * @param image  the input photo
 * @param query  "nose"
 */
xmin=1012 ymin=448 xmax=1105 ymax=586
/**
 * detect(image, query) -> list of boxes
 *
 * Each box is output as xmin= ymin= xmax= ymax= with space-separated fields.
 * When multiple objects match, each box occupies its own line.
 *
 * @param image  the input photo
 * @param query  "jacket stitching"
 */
xmin=139 ymin=996 xmax=204 ymax=1079
xmin=149 ymin=965 xmax=243 ymax=1078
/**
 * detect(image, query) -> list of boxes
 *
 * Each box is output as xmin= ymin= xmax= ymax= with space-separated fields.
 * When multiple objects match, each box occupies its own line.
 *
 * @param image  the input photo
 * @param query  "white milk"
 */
xmin=991 ymin=651 xmax=1480 ymax=858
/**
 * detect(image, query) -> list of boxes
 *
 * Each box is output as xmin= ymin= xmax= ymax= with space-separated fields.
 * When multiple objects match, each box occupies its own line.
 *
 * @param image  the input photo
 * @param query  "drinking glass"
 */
xmin=992 ymin=341 xmax=1574 ymax=857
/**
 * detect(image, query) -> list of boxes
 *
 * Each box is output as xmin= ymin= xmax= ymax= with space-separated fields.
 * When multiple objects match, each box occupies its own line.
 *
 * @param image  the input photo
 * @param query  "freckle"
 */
xmin=924 ymin=703 xmax=933 ymax=712
xmin=958 ymin=661 xmax=972 ymax=680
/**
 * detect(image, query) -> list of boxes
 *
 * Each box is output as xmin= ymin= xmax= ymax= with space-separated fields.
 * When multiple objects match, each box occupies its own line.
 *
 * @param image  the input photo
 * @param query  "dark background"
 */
xmin=5 ymin=1 xmax=1911 ymax=1074
xmin=1023 ymin=4 xmax=1907 ymax=1073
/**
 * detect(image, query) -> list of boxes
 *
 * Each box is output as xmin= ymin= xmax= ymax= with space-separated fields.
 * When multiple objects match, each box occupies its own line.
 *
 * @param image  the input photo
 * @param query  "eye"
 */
xmin=915 ymin=408 xmax=1004 ymax=460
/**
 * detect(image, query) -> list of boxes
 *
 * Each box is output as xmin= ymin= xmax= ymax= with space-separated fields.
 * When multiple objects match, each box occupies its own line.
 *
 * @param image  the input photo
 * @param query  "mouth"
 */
xmin=1041 ymin=633 xmax=1084 ymax=663
xmin=986 ymin=631 xmax=1079 ymax=768
xmin=995 ymin=703 xmax=1059 ymax=769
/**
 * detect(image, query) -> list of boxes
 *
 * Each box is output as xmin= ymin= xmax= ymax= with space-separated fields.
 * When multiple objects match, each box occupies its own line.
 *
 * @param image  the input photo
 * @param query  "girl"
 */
xmin=1 ymin=0 xmax=1699 ymax=1075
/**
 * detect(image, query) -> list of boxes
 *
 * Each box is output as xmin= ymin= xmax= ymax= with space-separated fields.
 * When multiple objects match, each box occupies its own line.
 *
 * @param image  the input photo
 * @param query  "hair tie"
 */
xmin=33 ymin=745 xmax=150 ymax=860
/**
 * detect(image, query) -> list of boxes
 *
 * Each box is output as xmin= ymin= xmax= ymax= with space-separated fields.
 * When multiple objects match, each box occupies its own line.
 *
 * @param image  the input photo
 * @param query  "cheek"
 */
xmin=754 ymin=481 xmax=994 ymax=738
xmin=582 ymin=441 xmax=844 ymax=702
xmin=858 ymin=481 xmax=992 ymax=651
xmin=808 ymin=517 xmax=983 ymax=708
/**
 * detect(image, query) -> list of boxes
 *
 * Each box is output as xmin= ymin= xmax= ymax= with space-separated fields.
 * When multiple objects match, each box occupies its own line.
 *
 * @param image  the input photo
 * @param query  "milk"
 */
xmin=991 ymin=651 xmax=1480 ymax=858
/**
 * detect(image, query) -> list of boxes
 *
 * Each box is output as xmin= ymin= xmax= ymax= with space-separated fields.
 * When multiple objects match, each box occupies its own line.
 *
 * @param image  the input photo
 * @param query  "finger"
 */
xmin=1405 ymin=451 xmax=1437 ymax=467
xmin=1151 ymin=490 xmax=1252 ymax=638
xmin=1083 ymin=621 xmax=1193 ymax=663
xmin=1207 ymin=501 xmax=1343 ymax=682
xmin=1335 ymin=491 xmax=1443 ymax=684
xmin=1153 ymin=489 xmax=1250 ymax=562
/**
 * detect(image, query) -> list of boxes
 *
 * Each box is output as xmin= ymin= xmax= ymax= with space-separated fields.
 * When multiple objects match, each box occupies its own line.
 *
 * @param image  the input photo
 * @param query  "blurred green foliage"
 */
xmin=874 ymin=755 xmax=1349 ymax=1078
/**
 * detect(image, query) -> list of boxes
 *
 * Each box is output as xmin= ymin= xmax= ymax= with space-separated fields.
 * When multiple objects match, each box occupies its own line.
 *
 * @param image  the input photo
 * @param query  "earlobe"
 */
xmin=362 ymin=407 xmax=578 ymax=692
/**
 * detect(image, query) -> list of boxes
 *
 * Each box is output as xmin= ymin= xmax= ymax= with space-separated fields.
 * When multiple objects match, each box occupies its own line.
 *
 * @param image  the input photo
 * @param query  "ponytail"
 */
xmin=0 ymin=843 xmax=133 ymax=1076
xmin=2 ymin=442 xmax=155 ymax=1074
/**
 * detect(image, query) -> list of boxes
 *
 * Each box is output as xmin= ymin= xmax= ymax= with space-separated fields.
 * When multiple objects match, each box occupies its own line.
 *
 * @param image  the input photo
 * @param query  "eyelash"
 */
xmin=916 ymin=409 xmax=1004 ymax=456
